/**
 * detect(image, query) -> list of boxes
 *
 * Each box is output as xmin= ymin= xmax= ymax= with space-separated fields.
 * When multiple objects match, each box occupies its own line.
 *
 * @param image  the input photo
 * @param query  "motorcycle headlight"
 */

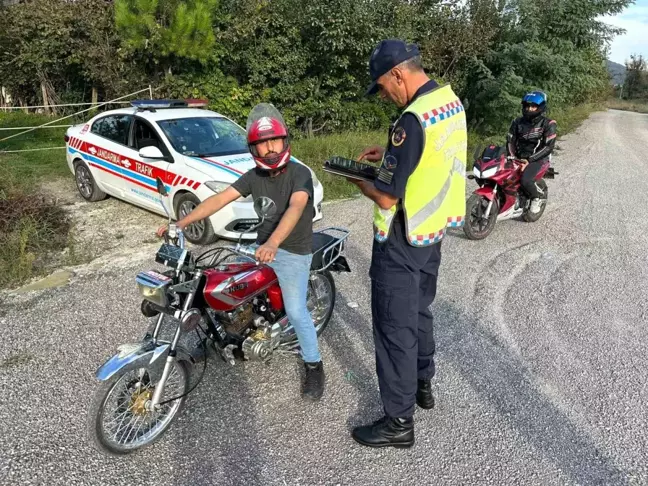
xmin=205 ymin=181 xmax=230 ymax=194
xmin=136 ymin=271 xmax=171 ymax=308
xmin=481 ymin=167 xmax=498 ymax=178
xmin=473 ymin=166 xmax=481 ymax=178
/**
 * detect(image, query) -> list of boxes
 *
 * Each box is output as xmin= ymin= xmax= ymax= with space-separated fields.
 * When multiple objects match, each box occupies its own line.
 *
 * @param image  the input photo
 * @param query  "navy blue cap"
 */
xmin=366 ymin=39 xmax=421 ymax=95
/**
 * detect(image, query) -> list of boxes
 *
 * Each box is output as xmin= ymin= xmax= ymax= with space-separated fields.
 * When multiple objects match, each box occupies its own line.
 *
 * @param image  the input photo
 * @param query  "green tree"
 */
xmin=624 ymin=54 xmax=648 ymax=99
xmin=115 ymin=0 xmax=219 ymax=77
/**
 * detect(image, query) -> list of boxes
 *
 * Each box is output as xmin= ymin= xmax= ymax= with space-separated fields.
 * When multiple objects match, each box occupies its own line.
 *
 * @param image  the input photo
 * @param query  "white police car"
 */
xmin=65 ymin=99 xmax=324 ymax=244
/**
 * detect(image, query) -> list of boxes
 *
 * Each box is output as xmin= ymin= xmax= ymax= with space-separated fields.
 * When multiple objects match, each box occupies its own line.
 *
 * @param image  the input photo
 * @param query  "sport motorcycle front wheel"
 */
xmin=463 ymin=194 xmax=499 ymax=240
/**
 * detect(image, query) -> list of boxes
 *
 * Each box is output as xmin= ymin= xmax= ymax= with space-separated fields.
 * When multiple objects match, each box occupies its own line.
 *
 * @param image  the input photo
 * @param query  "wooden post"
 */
xmin=91 ymin=86 xmax=99 ymax=115
xmin=41 ymin=79 xmax=50 ymax=115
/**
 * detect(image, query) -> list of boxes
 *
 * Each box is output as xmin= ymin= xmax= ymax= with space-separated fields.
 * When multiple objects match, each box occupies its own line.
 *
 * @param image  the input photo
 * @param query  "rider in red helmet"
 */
xmin=247 ymin=115 xmax=291 ymax=171
xmin=157 ymin=103 xmax=325 ymax=400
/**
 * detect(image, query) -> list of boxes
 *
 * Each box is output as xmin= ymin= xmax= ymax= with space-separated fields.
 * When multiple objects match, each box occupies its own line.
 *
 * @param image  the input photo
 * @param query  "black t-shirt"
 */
xmin=231 ymin=162 xmax=314 ymax=255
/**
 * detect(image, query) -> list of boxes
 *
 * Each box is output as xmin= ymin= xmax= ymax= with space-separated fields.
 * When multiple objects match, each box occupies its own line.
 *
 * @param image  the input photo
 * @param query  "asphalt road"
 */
xmin=1 ymin=109 xmax=647 ymax=485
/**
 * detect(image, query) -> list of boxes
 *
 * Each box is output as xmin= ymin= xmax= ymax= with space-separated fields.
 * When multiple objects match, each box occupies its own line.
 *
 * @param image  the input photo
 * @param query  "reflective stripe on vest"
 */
xmin=373 ymin=84 xmax=467 ymax=246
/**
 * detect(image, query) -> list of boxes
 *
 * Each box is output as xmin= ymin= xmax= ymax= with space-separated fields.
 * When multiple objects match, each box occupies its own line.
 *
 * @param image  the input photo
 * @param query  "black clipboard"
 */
xmin=323 ymin=156 xmax=378 ymax=182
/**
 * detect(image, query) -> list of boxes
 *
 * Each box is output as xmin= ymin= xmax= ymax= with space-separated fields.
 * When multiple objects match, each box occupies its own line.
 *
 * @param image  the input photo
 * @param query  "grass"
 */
xmin=0 ymin=112 xmax=73 ymax=289
xmin=292 ymin=131 xmax=385 ymax=200
xmin=606 ymin=98 xmax=648 ymax=114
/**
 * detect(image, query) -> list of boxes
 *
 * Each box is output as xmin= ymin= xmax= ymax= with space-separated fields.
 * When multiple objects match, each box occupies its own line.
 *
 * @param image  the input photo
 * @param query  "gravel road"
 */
xmin=1 ymin=109 xmax=646 ymax=486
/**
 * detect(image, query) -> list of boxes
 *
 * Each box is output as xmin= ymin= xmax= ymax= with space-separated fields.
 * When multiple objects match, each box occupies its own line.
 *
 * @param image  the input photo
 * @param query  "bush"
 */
xmin=0 ymin=187 xmax=70 ymax=288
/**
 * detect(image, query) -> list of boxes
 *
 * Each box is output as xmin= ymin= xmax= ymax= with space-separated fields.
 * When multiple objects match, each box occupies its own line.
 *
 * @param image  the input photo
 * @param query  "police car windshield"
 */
xmin=157 ymin=117 xmax=249 ymax=158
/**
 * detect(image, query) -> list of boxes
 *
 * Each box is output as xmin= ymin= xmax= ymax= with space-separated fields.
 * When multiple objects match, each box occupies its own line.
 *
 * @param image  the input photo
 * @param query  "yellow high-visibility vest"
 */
xmin=374 ymin=84 xmax=467 ymax=246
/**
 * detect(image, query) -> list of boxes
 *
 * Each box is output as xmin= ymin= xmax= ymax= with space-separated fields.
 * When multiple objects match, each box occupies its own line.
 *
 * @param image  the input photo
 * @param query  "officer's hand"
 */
xmin=357 ymin=145 xmax=385 ymax=163
xmin=255 ymin=242 xmax=278 ymax=264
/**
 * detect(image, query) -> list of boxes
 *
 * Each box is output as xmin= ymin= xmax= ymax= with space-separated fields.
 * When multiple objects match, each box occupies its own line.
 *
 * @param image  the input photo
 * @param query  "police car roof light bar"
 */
xmin=130 ymin=99 xmax=209 ymax=111
xmin=185 ymin=98 xmax=209 ymax=108
xmin=131 ymin=99 xmax=188 ymax=111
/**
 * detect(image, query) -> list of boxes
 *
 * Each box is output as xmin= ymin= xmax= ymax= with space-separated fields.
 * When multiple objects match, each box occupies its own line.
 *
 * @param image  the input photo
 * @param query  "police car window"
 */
xmin=157 ymin=117 xmax=248 ymax=157
xmin=133 ymin=119 xmax=163 ymax=151
xmin=91 ymin=115 xmax=131 ymax=145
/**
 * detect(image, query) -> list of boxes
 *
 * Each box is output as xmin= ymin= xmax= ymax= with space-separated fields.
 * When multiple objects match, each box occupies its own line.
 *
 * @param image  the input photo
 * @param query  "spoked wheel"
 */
xmin=523 ymin=180 xmax=548 ymax=222
xmin=281 ymin=270 xmax=336 ymax=346
xmin=88 ymin=360 xmax=189 ymax=455
xmin=463 ymin=194 xmax=499 ymax=240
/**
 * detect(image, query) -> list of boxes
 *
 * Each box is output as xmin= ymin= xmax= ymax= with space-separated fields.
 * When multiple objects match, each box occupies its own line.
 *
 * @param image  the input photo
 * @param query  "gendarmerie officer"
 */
xmin=348 ymin=39 xmax=467 ymax=448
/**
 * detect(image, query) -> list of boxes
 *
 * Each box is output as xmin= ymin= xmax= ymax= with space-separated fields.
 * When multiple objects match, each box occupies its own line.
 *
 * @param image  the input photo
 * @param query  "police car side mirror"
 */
xmin=139 ymin=145 xmax=166 ymax=160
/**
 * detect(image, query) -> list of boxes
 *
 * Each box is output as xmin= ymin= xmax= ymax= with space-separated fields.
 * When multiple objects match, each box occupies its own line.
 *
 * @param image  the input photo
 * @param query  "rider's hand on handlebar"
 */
xmin=520 ymin=159 xmax=529 ymax=171
xmin=156 ymin=224 xmax=168 ymax=238
xmin=255 ymin=242 xmax=278 ymax=264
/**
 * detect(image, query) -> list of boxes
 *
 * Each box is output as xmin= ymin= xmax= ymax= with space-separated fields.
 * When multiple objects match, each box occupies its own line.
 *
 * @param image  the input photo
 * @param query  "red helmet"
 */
xmin=247 ymin=116 xmax=291 ymax=170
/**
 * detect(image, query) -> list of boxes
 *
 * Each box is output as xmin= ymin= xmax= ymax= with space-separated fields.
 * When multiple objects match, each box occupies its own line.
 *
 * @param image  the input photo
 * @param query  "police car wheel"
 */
xmin=175 ymin=192 xmax=215 ymax=245
xmin=74 ymin=161 xmax=107 ymax=202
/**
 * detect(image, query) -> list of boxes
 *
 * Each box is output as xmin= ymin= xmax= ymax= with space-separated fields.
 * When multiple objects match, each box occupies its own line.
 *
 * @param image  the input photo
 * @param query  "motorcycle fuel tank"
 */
xmin=203 ymin=262 xmax=279 ymax=311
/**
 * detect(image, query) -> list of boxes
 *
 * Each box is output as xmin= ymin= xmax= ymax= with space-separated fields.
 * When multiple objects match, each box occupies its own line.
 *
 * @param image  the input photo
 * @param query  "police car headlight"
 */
xmin=312 ymin=172 xmax=322 ymax=190
xmin=481 ymin=167 xmax=498 ymax=178
xmin=205 ymin=181 xmax=230 ymax=194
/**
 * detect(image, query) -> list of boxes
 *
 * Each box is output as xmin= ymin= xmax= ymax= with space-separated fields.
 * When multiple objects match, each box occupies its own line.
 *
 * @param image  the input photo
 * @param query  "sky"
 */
xmin=605 ymin=0 xmax=648 ymax=64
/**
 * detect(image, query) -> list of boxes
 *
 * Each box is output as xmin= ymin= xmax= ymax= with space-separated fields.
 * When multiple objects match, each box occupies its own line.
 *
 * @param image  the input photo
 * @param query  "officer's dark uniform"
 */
xmin=370 ymin=79 xmax=441 ymax=420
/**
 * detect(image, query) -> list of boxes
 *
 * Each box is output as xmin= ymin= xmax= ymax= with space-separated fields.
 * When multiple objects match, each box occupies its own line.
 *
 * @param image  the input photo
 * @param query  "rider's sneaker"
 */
xmin=530 ymin=198 xmax=543 ymax=214
xmin=302 ymin=361 xmax=325 ymax=400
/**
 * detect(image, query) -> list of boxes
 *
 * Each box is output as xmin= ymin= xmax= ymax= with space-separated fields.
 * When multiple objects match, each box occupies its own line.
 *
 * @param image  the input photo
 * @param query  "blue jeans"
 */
xmin=267 ymin=248 xmax=321 ymax=363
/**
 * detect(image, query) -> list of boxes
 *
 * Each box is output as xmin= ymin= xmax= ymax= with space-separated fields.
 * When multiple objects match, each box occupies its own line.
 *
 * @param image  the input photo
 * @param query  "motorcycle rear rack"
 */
xmin=312 ymin=227 xmax=350 ymax=272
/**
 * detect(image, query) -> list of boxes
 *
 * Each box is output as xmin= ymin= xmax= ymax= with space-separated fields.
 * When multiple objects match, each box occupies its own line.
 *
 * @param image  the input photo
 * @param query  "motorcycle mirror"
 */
xmin=156 ymin=177 xmax=168 ymax=197
xmin=253 ymin=197 xmax=277 ymax=219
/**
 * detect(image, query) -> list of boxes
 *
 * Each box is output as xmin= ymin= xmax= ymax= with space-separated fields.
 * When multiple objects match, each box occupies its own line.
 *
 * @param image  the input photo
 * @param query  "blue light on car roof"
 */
xmin=131 ymin=99 xmax=188 ymax=109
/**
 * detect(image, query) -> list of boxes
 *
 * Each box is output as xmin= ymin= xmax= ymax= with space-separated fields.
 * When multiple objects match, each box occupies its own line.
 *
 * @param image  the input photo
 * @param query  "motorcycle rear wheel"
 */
xmin=522 ymin=180 xmax=548 ymax=222
xmin=87 ymin=359 xmax=189 ymax=456
xmin=463 ymin=194 xmax=499 ymax=240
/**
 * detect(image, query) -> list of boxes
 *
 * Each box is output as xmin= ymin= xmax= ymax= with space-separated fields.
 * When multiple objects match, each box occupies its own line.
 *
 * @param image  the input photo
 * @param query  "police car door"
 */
xmin=123 ymin=117 xmax=172 ymax=211
xmin=85 ymin=114 xmax=134 ymax=198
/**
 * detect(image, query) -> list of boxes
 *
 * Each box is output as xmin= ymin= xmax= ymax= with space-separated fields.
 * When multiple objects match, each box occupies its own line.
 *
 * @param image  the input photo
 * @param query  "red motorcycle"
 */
xmin=463 ymin=145 xmax=557 ymax=240
xmin=88 ymin=177 xmax=351 ymax=455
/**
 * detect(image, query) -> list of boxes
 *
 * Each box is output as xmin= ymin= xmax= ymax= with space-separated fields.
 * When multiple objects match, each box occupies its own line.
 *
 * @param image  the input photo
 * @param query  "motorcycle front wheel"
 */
xmin=87 ymin=359 xmax=189 ymax=456
xmin=463 ymin=194 xmax=499 ymax=240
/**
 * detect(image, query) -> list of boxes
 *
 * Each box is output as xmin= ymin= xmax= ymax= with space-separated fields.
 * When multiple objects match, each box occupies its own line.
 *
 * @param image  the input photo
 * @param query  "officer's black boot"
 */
xmin=351 ymin=416 xmax=414 ymax=448
xmin=302 ymin=361 xmax=325 ymax=401
xmin=416 ymin=379 xmax=435 ymax=409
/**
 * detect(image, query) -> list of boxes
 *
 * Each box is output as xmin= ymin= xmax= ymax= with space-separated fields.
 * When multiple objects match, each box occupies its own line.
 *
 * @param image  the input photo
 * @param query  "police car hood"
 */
xmin=184 ymin=153 xmax=315 ymax=183
xmin=184 ymin=153 xmax=256 ymax=183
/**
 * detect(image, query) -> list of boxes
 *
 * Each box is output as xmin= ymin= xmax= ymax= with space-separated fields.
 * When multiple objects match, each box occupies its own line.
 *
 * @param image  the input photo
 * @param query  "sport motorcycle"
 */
xmin=88 ymin=177 xmax=351 ymax=455
xmin=463 ymin=145 xmax=558 ymax=240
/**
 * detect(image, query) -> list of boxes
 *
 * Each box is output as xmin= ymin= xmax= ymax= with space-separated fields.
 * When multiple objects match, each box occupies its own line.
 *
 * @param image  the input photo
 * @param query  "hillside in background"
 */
xmin=607 ymin=60 xmax=627 ymax=85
